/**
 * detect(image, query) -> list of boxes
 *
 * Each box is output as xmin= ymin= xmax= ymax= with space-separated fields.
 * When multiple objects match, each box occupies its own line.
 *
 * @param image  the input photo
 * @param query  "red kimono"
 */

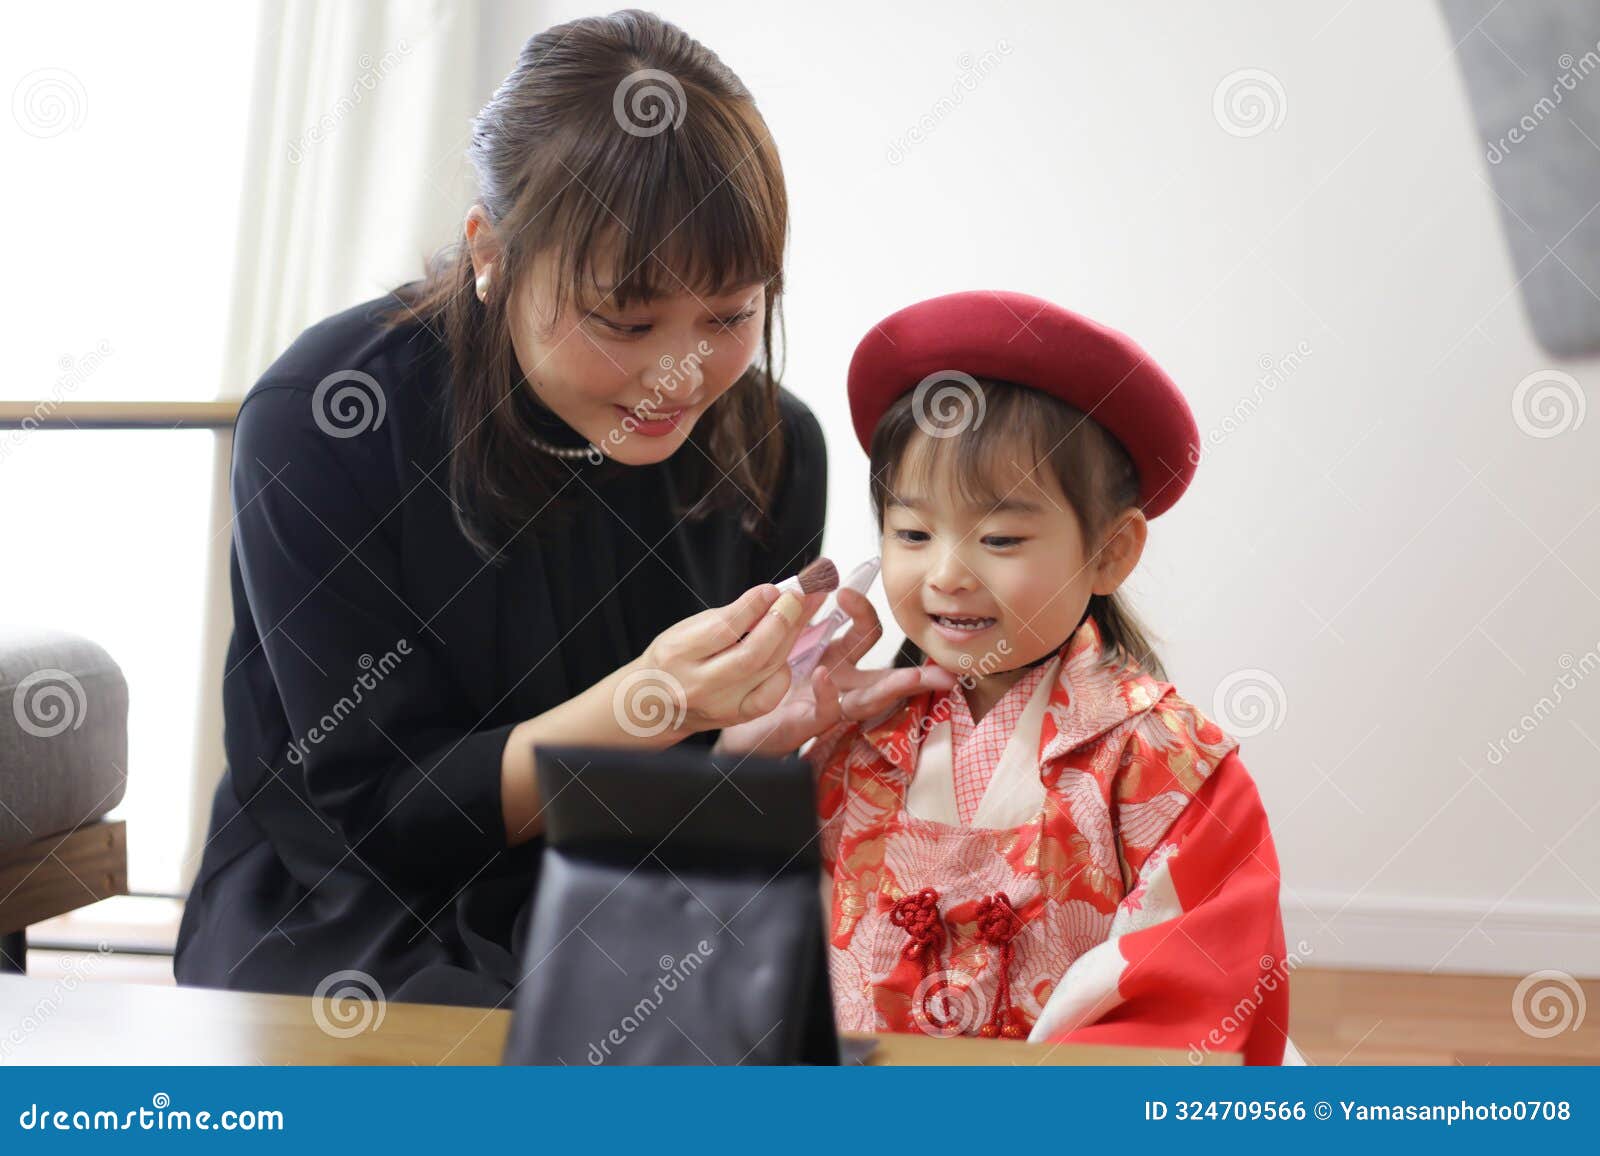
xmin=807 ymin=615 xmax=1292 ymax=1064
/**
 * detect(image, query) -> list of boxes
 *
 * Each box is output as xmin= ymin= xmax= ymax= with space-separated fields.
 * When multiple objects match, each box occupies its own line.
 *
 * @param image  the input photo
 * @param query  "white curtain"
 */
xmin=181 ymin=0 xmax=497 ymax=888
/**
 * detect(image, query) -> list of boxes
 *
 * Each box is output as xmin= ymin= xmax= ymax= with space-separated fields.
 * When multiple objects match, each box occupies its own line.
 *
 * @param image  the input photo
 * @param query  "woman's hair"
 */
xmin=382 ymin=9 xmax=789 ymax=560
xmin=868 ymin=376 xmax=1168 ymax=680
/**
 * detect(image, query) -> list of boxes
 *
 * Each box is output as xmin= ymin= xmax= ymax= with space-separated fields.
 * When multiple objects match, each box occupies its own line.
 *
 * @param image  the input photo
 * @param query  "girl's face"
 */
xmin=879 ymin=443 xmax=1143 ymax=675
xmin=470 ymin=213 xmax=768 ymax=467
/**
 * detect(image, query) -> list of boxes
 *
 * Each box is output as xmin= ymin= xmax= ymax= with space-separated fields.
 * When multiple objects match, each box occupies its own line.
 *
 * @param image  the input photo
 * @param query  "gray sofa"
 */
xmin=0 ymin=626 xmax=130 ymax=971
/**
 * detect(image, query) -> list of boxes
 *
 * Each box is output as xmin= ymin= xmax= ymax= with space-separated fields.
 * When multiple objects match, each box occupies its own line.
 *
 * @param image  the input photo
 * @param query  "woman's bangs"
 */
xmin=550 ymin=110 xmax=784 ymax=314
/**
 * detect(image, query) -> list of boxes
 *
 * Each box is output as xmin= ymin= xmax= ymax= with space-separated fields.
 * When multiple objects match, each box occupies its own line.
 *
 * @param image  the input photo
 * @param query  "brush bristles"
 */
xmin=795 ymin=557 xmax=839 ymax=595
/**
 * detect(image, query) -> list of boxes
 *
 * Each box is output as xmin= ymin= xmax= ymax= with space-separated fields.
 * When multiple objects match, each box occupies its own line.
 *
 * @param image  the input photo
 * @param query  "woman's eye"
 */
xmin=595 ymin=316 xmax=652 ymax=336
xmin=711 ymin=308 xmax=757 ymax=329
xmin=982 ymin=536 xmax=1024 ymax=549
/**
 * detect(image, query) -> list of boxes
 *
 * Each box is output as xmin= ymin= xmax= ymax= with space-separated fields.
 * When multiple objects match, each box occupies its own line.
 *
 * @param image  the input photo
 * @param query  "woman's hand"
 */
xmin=629 ymin=584 xmax=829 ymax=738
xmin=712 ymin=586 xmax=959 ymax=757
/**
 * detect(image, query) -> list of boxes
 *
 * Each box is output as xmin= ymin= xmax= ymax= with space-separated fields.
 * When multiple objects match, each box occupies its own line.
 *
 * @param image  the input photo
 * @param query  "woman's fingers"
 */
xmin=703 ymin=587 xmax=824 ymax=686
xmin=666 ymin=582 xmax=820 ymax=663
xmin=726 ymin=579 xmax=832 ymax=707
xmin=652 ymin=577 xmax=976 ymax=737
xmin=646 ymin=584 xmax=838 ymax=735
xmin=738 ymin=660 xmax=793 ymax=721
xmin=798 ymin=587 xmax=830 ymax=622
xmin=672 ymin=584 xmax=781 ymax=658
xmin=839 ymin=665 xmax=958 ymax=722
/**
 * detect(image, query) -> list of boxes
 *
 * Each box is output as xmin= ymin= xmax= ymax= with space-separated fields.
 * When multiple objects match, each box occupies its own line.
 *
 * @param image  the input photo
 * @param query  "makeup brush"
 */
xmin=775 ymin=556 xmax=839 ymax=598
xmin=787 ymin=556 xmax=880 ymax=680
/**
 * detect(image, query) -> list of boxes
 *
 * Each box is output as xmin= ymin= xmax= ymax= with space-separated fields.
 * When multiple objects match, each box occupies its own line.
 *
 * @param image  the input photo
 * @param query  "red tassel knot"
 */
xmin=974 ymin=891 xmax=1026 ymax=1039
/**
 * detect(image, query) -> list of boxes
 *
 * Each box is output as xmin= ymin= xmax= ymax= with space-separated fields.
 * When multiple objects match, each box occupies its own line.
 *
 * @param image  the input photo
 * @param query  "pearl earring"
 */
xmin=475 ymin=267 xmax=493 ymax=300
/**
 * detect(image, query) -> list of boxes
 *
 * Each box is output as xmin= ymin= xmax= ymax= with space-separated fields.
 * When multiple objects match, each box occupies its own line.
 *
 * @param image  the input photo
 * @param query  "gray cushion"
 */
xmin=0 ymin=627 xmax=128 ymax=854
xmin=1442 ymin=0 xmax=1600 ymax=357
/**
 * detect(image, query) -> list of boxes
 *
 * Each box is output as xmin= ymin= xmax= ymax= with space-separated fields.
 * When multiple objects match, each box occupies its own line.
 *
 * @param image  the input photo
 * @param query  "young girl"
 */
xmin=805 ymin=290 xmax=1293 ymax=1064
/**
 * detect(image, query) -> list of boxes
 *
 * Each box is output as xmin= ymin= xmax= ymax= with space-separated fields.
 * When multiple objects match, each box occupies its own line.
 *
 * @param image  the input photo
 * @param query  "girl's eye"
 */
xmin=892 ymin=529 xmax=930 ymax=544
xmin=982 ymin=536 xmax=1024 ymax=549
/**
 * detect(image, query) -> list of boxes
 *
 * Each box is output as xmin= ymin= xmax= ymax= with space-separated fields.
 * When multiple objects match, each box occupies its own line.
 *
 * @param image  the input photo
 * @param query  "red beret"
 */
xmin=847 ymin=290 xmax=1200 ymax=519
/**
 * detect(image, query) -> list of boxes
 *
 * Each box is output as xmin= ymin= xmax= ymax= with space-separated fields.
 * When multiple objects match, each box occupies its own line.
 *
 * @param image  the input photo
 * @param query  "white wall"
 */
xmin=481 ymin=0 xmax=1600 ymax=974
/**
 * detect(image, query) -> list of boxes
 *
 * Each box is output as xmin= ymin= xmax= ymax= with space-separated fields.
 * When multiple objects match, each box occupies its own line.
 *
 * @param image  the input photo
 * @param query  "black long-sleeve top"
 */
xmin=174 ymin=292 xmax=827 ymax=1006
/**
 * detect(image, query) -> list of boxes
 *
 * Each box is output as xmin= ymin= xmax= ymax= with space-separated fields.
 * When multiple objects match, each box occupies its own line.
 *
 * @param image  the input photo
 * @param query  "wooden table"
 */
xmin=0 ymin=977 xmax=1231 ymax=1066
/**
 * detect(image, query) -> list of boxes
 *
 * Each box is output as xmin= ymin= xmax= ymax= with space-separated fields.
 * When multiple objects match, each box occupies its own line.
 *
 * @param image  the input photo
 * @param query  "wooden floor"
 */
xmin=17 ymin=898 xmax=1598 ymax=1065
xmin=1287 ymin=968 xmax=1596 ymax=1065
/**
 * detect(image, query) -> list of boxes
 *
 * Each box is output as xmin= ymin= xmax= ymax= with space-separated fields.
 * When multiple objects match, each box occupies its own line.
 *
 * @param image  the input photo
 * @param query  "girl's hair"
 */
xmin=381 ymin=9 xmax=789 ymax=560
xmin=868 ymin=376 xmax=1168 ymax=680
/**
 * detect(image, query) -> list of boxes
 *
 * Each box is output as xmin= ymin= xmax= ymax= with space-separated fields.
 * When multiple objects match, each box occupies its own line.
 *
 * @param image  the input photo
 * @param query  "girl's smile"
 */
xmin=927 ymin=611 xmax=1000 ymax=640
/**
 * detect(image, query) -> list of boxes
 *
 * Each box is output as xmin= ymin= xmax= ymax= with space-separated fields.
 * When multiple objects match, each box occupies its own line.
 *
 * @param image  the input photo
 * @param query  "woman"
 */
xmin=174 ymin=10 xmax=949 ymax=1008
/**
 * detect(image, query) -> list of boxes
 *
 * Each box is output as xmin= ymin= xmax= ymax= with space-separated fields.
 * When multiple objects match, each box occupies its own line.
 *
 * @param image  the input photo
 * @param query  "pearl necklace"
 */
xmin=528 ymin=430 xmax=604 ymax=462
xmin=520 ymin=382 xmax=607 ymax=462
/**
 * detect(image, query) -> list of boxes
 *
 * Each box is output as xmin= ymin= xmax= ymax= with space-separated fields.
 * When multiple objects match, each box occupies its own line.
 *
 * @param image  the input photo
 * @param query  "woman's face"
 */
xmin=878 ymin=443 xmax=1140 ymax=674
xmin=503 ymin=242 xmax=767 ymax=467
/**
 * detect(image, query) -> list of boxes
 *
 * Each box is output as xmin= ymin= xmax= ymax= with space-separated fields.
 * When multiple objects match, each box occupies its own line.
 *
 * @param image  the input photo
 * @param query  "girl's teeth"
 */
xmin=935 ymin=615 xmax=995 ymax=631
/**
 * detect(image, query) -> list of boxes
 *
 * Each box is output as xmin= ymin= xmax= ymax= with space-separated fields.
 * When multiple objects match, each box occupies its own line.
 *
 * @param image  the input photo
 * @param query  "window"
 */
xmin=3 ymin=1 xmax=261 ymax=893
